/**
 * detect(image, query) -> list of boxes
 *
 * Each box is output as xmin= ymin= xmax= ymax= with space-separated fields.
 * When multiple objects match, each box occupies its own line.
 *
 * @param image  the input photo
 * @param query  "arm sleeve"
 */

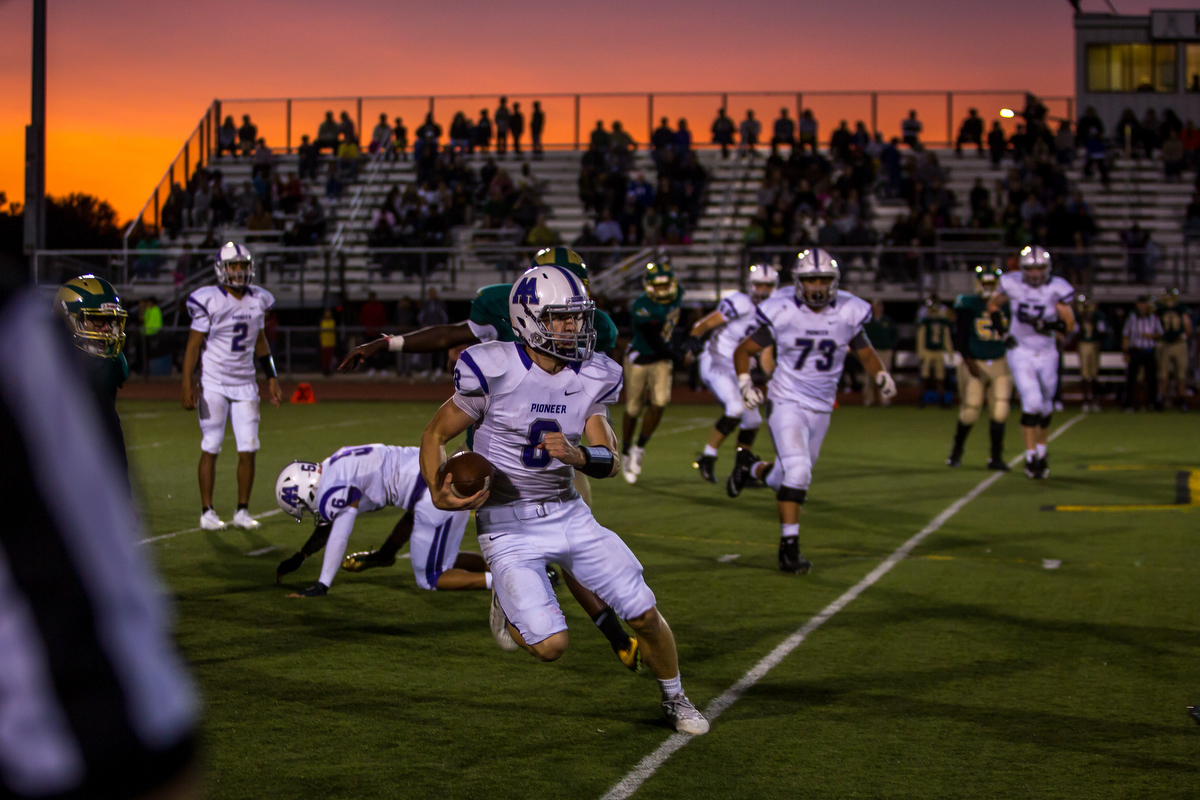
xmin=849 ymin=329 xmax=872 ymax=350
xmin=317 ymin=507 xmax=359 ymax=587
xmin=750 ymin=325 xmax=775 ymax=348
xmin=186 ymin=295 xmax=210 ymax=333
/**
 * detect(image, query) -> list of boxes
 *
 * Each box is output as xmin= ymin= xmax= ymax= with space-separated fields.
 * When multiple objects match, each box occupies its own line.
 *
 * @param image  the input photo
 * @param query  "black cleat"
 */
xmin=546 ymin=563 xmax=562 ymax=588
xmin=289 ymin=582 xmax=329 ymax=598
xmin=946 ymin=449 xmax=963 ymax=468
xmin=341 ymin=549 xmax=397 ymax=572
xmin=1189 ymin=706 xmax=1200 ymax=725
xmin=726 ymin=448 xmax=758 ymax=498
xmin=1024 ymin=458 xmax=1039 ymax=479
xmin=694 ymin=454 xmax=717 ymax=483
xmin=778 ymin=536 xmax=813 ymax=575
xmin=987 ymin=458 xmax=1011 ymax=471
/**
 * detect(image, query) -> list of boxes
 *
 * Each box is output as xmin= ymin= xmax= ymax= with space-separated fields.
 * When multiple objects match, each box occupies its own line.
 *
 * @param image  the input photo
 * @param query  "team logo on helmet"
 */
xmin=509 ymin=266 xmax=597 ymax=363
xmin=215 ymin=241 xmax=254 ymax=288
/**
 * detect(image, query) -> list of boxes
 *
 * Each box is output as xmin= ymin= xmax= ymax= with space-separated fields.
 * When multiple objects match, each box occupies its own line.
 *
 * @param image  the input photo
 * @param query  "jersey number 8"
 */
xmin=522 ymin=419 xmax=563 ymax=468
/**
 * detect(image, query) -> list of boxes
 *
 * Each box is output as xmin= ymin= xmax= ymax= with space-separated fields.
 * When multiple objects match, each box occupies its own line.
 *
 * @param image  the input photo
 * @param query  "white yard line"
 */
xmin=138 ymin=509 xmax=283 ymax=545
xmin=656 ymin=418 xmax=716 ymax=436
xmin=600 ymin=413 xmax=1087 ymax=800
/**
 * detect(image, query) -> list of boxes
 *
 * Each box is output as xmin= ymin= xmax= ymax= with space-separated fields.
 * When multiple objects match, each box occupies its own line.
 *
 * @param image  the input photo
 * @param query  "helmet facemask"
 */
xmin=70 ymin=306 xmax=127 ymax=358
xmin=646 ymin=275 xmax=678 ymax=304
xmin=798 ymin=276 xmax=837 ymax=309
xmin=517 ymin=300 xmax=597 ymax=363
xmin=216 ymin=256 xmax=253 ymax=288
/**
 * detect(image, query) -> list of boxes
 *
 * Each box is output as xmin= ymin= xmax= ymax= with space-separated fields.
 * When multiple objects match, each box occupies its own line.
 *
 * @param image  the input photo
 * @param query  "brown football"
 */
xmin=437 ymin=451 xmax=494 ymax=498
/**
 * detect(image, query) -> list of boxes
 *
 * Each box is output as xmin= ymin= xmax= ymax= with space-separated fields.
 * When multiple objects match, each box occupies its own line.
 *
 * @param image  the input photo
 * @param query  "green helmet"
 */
xmin=55 ymin=274 xmax=127 ymax=358
xmin=644 ymin=261 xmax=678 ymax=304
xmin=972 ymin=264 xmax=1002 ymax=298
xmin=531 ymin=247 xmax=590 ymax=290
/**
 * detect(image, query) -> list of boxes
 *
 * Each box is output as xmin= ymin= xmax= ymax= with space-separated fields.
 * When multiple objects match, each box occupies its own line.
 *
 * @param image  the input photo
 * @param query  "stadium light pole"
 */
xmin=24 ymin=0 xmax=47 ymax=279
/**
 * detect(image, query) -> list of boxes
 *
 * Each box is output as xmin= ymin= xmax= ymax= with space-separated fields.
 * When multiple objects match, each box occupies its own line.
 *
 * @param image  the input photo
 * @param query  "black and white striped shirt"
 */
xmin=1123 ymin=312 xmax=1162 ymax=350
xmin=0 ymin=287 xmax=197 ymax=798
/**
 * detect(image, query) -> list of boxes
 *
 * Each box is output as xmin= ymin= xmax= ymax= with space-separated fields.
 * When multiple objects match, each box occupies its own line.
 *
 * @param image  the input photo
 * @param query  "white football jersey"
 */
xmin=451 ymin=342 xmax=623 ymax=506
xmin=705 ymin=291 xmax=761 ymax=363
xmin=314 ymin=445 xmax=424 ymax=523
xmin=187 ymin=284 xmax=275 ymax=386
xmin=999 ymin=272 xmax=1073 ymax=353
xmin=755 ymin=289 xmax=872 ymax=413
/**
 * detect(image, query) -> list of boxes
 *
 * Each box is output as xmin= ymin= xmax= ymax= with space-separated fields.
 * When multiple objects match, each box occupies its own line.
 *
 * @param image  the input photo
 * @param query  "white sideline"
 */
xmin=600 ymin=413 xmax=1087 ymax=800
xmin=138 ymin=509 xmax=283 ymax=545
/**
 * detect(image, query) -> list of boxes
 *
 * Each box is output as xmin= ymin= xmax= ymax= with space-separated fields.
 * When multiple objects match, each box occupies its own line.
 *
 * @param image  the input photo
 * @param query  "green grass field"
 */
xmin=123 ymin=400 xmax=1200 ymax=799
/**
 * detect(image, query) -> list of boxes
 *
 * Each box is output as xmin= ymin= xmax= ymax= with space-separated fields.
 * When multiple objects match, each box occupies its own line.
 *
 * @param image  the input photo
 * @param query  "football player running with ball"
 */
xmin=420 ymin=265 xmax=709 ymax=734
xmin=987 ymin=246 xmax=1075 ymax=479
xmin=727 ymin=249 xmax=897 ymax=574
xmin=272 ymin=445 xmax=485 ymax=597
xmin=621 ymin=262 xmax=683 ymax=484
xmin=181 ymin=243 xmax=283 ymax=531
xmin=336 ymin=247 xmax=641 ymax=671
xmin=684 ymin=263 xmax=779 ymax=482
xmin=946 ymin=265 xmax=1013 ymax=470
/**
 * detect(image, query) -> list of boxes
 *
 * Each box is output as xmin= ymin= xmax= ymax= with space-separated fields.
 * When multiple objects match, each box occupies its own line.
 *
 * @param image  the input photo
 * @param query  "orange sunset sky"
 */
xmin=0 ymin=0 xmax=1185 ymax=223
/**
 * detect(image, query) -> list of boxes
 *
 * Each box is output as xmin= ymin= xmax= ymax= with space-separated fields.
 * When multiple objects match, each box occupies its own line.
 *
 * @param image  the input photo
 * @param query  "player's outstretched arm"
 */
xmin=1055 ymin=302 xmax=1076 ymax=335
xmin=420 ymin=399 xmax=490 ymax=510
xmin=338 ymin=322 xmax=480 ymax=372
xmin=734 ymin=335 xmax=767 ymax=409
xmin=254 ymin=330 xmax=283 ymax=407
xmin=688 ymin=309 xmax=726 ymax=340
xmin=854 ymin=334 xmax=897 ymax=400
xmin=180 ymin=330 xmax=206 ymax=410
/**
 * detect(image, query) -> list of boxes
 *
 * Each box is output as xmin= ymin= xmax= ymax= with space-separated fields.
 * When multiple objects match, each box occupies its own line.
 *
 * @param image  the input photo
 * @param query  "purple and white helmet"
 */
xmin=215 ymin=241 xmax=254 ymax=288
xmin=509 ymin=265 xmax=597 ymax=362
xmin=793 ymin=248 xmax=840 ymax=308
xmin=276 ymin=460 xmax=321 ymax=520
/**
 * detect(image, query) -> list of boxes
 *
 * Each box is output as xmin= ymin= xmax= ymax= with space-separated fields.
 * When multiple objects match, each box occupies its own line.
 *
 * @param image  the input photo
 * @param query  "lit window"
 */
xmin=1086 ymin=43 xmax=1178 ymax=92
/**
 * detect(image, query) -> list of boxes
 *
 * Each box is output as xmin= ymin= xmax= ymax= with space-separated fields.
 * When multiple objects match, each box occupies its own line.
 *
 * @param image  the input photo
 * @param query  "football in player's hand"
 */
xmin=438 ymin=451 xmax=494 ymax=498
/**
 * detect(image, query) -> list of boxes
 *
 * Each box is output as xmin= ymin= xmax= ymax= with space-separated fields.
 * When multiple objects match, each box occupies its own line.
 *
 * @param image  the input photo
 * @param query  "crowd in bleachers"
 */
xmin=573 ymin=117 xmax=709 ymax=249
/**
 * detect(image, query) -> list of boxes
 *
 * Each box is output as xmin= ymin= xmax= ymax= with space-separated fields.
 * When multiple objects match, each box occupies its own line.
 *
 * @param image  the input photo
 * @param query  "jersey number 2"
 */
xmin=794 ymin=338 xmax=837 ymax=371
xmin=522 ymin=420 xmax=562 ymax=468
xmin=230 ymin=322 xmax=250 ymax=352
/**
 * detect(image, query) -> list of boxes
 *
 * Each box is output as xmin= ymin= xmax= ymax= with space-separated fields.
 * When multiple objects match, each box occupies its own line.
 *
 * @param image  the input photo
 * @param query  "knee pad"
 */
xmin=1040 ymin=413 xmax=1052 ymax=429
xmin=1020 ymin=412 xmax=1041 ymax=428
xmin=715 ymin=415 xmax=740 ymax=436
xmin=737 ymin=427 xmax=758 ymax=447
xmin=776 ymin=486 xmax=808 ymax=504
xmin=779 ymin=454 xmax=813 ymax=492
xmin=959 ymin=405 xmax=981 ymax=425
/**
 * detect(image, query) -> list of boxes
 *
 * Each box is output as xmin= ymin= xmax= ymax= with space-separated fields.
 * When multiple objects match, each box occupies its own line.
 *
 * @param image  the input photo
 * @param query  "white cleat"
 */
xmin=621 ymin=450 xmax=638 ymax=484
xmin=662 ymin=693 xmax=709 ymax=735
xmin=629 ymin=445 xmax=644 ymax=476
xmin=490 ymin=589 xmax=519 ymax=652
xmin=231 ymin=509 xmax=262 ymax=530
xmin=199 ymin=509 xmax=227 ymax=531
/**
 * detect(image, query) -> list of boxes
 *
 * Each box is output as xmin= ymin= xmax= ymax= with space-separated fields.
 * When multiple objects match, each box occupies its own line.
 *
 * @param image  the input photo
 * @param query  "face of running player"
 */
xmin=750 ymin=281 xmax=774 ymax=303
xmin=800 ymin=276 xmax=834 ymax=307
xmin=222 ymin=258 xmax=252 ymax=288
xmin=1022 ymin=265 xmax=1047 ymax=287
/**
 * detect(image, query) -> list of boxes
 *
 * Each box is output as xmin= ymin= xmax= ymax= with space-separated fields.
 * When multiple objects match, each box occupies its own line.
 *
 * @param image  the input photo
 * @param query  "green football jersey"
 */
xmin=1077 ymin=310 xmax=1107 ymax=344
xmin=864 ymin=313 xmax=899 ymax=350
xmin=470 ymin=283 xmax=618 ymax=352
xmin=88 ymin=352 xmax=130 ymax=400
xmin=1159 ymin=305 xmax=1191 ymax=344
xmin=918 ymin=305 xmax=953 ymax=351
xmin=629 ymin=291 xmax=683 ymax=363
xmin=953 ymin=295 xmax=1008 ymax=360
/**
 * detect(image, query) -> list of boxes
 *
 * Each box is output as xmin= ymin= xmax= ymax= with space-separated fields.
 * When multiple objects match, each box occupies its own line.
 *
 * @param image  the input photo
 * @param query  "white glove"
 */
xmin=738 ymin=373 xmax=763 ymax=409
xmin=875 ymin=371 xmax=897 ymax=400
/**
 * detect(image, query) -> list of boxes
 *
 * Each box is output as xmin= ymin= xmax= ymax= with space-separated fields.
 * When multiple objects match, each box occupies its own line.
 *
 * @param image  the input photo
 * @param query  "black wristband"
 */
xmin=258 ymin=354 xmax=278 ymax=378
xmin=579 ymin=446 xmax=616 ymax=479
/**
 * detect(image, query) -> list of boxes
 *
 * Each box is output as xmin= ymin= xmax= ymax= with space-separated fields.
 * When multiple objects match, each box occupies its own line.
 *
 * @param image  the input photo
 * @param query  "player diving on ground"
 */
xmin=727 ymin=248 xmax=897 ymax=574
xmin=420 ymin=265 xmax=710 ymax=734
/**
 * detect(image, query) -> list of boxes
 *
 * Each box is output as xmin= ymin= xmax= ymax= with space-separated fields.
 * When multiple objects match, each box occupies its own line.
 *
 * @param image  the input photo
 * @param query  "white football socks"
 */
xmin=1025 ymin=449 xmax=1037 ymax=462
xmin=658 ymin=673 xmax=683 ymax=699
xmin=1035 ymin=443 xmax=1047 ymax=458
xmin=781 ymin=523 xmax=800 ymax=540
xmin=703 ymin=444 xmax=719 ymax=457
xmin=485 ymin=572 xmax=493 ymax=590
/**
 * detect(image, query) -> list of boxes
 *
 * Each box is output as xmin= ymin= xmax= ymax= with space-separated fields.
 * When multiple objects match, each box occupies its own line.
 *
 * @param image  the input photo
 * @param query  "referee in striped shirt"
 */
xmin=1123 ymin=294 xmax=1164 ymax=411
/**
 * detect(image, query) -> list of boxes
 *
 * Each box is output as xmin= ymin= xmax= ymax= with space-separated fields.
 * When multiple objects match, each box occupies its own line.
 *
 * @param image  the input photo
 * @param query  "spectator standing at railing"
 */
xmin=674 ymin=118 xmax=692 ymax=154
xmin=370 ymin=113 xmax=393 ymax=155
xmin=739 ymin=110 xmax=761 ymax=155
xmin=238 ymin=114 xmax=258 ymax=157
xmin=474 ymin=109 xmax=492 ymax=153
xmin=1123 ymin=295 xmax=1163 ymax=411
xmin=652 ymin=117 xmax=674 ymax=155
xmin=252 ymin=139 xmax=274 ymax=181
xmin=510 ymin=102 xmax=525 ymax=156
xmin=902 ymin=110 xmax=923 ymax=151
xmin=711 ymin=107 xmax=735 ymax=158
xmin=798 ymin=109 xmax=818 ymax=154
xmin=218 ymin=115 xmax=238 ymax=157
xmin=773 ymin=108 xmax=795 ymax=151
xmin=956 ymin=108 xmax=984 ymax=157
xmin=450 ymin=112 xmax=472 ymax=154
xmin=830 ymin=120 xmax=853 ymax=163
xmin=1163 ymin=129 xmax=1186 ymax=179
xmin=1083 ymin=131 xmax=1110 ymax=187
xmin=590 ymin=120 xmax=610 ymax=153
xmin=298 ymin=134 xmax=319 ymax=179
xmin=530 ymin=101 xmax=545 ymax=157
xmin=986 ymin=121 xmax=1007 ymax=168
xmin=319 ymin=308 xmax=337 ymax=375
xmin=316 ymin=111 xmax=340 ymax=154
xmin=393 ymin=117 xmax=408 ymax=160
xmin=1076 ymin=106 xmax=1104 ymax=146
xmin=337 ymin=137 xmax=361 ymax=181
xmin=494 ymin=96 xmax=511 ymax=156
xmin=339 ymin=111 xmax=358 ymax=145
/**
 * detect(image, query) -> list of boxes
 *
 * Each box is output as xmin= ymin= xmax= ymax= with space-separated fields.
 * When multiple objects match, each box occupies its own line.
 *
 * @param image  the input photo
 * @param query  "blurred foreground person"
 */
xmin=0 ymin=276 xmax=199 ymax=799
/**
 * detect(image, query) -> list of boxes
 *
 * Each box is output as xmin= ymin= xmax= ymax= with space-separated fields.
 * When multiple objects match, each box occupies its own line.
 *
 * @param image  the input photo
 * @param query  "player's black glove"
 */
xmin=679 ymin=336 xmax=704 ymax=357
xmin=1032 ymin=318 xmax=1066 ymax=335
xmin=276 ymin=551 xmax=306 ymax=583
